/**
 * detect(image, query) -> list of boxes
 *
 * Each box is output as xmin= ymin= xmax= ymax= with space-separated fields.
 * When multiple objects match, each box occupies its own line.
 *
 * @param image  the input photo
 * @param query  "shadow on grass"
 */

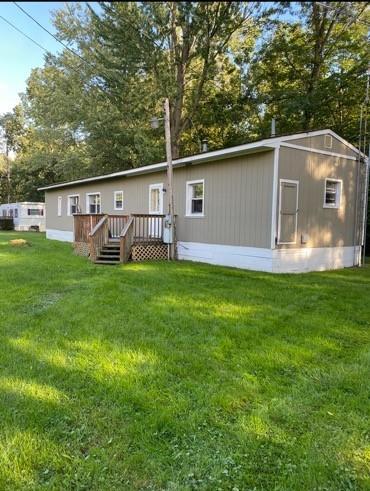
xmin=0 ymin=234 xmax=369 ymax=489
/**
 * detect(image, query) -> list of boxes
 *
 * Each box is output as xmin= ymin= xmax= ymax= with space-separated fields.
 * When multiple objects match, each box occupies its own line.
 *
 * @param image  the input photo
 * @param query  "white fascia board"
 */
xmin=38 ymin=143 xmax=278 ymax=191
xmin=38 ymin=129 xmax=363 ymax=192
xmin=280 ymin=142 xmax=358 ymax=161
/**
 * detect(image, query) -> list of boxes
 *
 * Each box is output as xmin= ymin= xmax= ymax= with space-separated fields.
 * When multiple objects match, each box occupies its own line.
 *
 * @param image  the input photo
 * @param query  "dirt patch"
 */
xmin=9 ymin=239 xmax=31 ymax=247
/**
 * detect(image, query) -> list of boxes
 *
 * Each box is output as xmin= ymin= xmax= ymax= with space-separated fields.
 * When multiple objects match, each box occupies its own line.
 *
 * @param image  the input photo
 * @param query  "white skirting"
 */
xmin=177 ymin=241 xmax=361 ymax=273
xmin=46 ymin=229 xmax=74 ymax=242
xmin=177 ymin=241 xmax=273 ymax=272
xmin=272 ymin=245 xmax=361 ymax=273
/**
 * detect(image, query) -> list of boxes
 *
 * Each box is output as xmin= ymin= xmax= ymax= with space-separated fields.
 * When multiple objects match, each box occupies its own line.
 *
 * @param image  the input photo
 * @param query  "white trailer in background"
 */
xmin=0 ymin=202 xmax=45 ymax=231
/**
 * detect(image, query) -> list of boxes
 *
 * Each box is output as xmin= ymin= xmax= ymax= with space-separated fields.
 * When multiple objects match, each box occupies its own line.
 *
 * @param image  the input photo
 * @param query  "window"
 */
xmin=86 ymin=193 xmax=101 ymax=214
xmin=58 ymin=196 xmax=62 ymax=216
xmin=2 ymin=210 xmax=6 ymax=217
xmin=149 ymin=184 xmax=163 ymax=214
xmin=324 ymin=135 xmax=333 ymax=149
xmin=28 ymin=208 xmax=43 ymax=216
xmin=114 ymin=191 xmax=124 ymax=210
xmin=68 ymin=195 xmax=80 ymax=216
xmin=14 ymin=208 xmax=18 ymax=218
xmin=324 ymin=179 xmax=341 ymax=208
xmin=9 ymin=209 xmax=13 ymax=218
xmin=186 ymin=179 xmax=204 ymax=216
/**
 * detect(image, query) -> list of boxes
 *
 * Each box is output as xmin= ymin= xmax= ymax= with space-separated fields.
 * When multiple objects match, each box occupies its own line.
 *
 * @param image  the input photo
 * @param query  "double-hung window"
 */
xmin=58 ymin=197 xmax=62 ymax=216
xmin=186 ymin=179 xmax=205 ymax=216
xmin=114 ymin=191 xmax=124 ymax=210
xmin=324 ymin=179 xmax=341 ymax=208
xmin=68 ymin=195 xmax=80 ymax=216
xmin=87 ymin=193 xmax=101 ymax=214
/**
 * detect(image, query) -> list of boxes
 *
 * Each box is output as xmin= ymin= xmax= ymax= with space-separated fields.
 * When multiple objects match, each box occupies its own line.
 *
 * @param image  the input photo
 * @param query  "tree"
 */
xmin=246 ymin=2 xmax=370 ymax=143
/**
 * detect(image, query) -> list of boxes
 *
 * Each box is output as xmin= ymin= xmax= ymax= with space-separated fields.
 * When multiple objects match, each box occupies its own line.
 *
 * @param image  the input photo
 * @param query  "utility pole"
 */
xmin=6 ymin=141 xmax=10 ymax=204
xmin=164 ymin=98 xmax=175 ymax=259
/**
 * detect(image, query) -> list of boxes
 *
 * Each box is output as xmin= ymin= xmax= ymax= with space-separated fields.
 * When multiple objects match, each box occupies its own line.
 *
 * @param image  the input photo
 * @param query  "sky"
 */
xmin=0 ymin=2 xmax=70 ymax=114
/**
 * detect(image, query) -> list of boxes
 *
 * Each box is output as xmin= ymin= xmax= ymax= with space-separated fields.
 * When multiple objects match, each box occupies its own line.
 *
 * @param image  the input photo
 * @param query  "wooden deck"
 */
xmin=73 ymin=213 xmax=170 ymax=264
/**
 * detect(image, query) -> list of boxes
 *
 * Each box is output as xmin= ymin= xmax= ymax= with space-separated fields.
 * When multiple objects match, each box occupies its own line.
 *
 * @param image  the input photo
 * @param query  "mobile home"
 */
xmin=0 ymin=202 xmax=45 ymax=231
xmin=39 ymin=130 xmax=368 ymax=273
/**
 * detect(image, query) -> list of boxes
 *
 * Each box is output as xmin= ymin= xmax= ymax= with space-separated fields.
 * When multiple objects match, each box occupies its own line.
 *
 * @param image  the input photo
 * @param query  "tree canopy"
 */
xmin=0 ymin=1 xmax=368 ymax=203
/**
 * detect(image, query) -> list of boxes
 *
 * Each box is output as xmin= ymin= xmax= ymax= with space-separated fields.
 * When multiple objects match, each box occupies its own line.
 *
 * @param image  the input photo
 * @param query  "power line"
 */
xmin=13 ymin=2 xmax=97 ymax=72
xmin=0 ymin=12 xmax=112 ymax=97
xmin=0 ymin=13 xmax=49 ymax=53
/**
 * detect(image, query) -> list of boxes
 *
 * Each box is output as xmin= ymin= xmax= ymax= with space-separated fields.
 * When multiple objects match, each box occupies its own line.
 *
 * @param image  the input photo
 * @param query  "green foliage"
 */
xmin=0 ymin=218 xmax=14 ymax=230
xmin=0 ymin=1 xmax=368 ymax=207
xmin=0 ymin=232 xmax=370 ymax=489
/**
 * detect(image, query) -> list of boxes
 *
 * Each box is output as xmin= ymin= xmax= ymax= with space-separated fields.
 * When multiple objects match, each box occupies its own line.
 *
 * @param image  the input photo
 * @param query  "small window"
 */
xmin=87 ymin=193 xmax=101 ymax=214
xmin=68 ymin=195 xmax=80 ymax=216
xmin=58 ymin=196 xmax=62 ymax=216
xmin=186 ymin=180 xmax=204 ymax=216
xmin=324 ymin=179 xmax=341 ymax=208
xmin=114 ymin=191 xmax=124 ymax=210
xmin=14 ymin=209 xmax=18 ymax=218
xmin=324 ymin=135 xmax=332 ymax=149
xmin=28 ymin=208 xmax=42 ymax=216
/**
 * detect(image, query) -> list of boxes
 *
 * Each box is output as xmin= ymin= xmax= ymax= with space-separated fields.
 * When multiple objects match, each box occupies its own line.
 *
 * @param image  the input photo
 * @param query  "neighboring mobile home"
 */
xmin=39 ymin=130 xmax=368 ymax=273
xmin=0 ymin=202 xmax=45 ymax=231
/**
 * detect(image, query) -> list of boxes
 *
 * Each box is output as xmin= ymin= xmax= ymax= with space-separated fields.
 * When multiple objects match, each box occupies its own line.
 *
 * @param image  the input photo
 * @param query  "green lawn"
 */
xmin=0 ymin=232 xmax=369 ymax=490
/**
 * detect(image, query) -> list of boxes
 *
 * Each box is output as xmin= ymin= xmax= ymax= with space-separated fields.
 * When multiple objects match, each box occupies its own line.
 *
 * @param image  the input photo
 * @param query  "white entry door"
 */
xmin=149 ymin=183 xmax=163 ymax=237
xmin=278 ymin=179 xmax=299 ymax=244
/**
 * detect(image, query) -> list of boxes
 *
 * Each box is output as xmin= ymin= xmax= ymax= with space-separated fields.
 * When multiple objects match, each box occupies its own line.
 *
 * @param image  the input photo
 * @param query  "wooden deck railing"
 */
xmin=108 ymin=215 xmax=130 ymax=238
xmin=119 ymin=217 xmax=134 ymax=263
xmin=89 ymin=215 xmax=109 ymax=261
xmin=74 ymin=214 xmax=104 ymax=243
xmin=132 ymin=214 xmax=165 ymax=243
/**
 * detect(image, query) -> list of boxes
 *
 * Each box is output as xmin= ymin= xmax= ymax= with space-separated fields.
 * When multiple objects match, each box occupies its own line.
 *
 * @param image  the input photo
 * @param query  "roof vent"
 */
xmin=271 ymin=118 xmax=276 ymax=137
xmin=201 ymin=139 xmax=208 ymax=153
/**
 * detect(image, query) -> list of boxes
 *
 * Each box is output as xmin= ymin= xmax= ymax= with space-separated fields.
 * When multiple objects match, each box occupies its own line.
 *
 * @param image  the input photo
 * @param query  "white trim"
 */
xmin=280 ymin=142 xmax=357 ymax=161
xmin=148 ymin=183 xmax=163 ymax=214
xmin=57 ymin=196 xmax=62 ymax=217
xmin=277 ymin=179 xmax=299 ymax=245
xmin=185 ymin=179 xmax=205 ymax=217
xmin=114 ymin=190 xmax=124 ymax=211
xmin=271 ymin=146 xmax=280 ymax=249
xmin=39 ymin=130 xmax=364 ymax=192
xmin=46 ymin=229 xmax=73 ymax=242
xmin=324 ymin=134 xmax=333 ymax=149
xmin=67 ymin=194 xmax=80 ymax=216
xmin=323 ymin=178 xmax=342 ymax=209
xmin=86 ymin=192 xmax=101 ymax=214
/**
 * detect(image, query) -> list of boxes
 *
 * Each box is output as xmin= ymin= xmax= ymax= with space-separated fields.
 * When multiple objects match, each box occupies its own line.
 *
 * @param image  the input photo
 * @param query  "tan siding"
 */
xmin=277 ymin=146 xmax=357 ymax=248
xmin=45 ymin=151 xmax=274 ymax=248
xmin=284 ymin=133 xmax=357 ymax=158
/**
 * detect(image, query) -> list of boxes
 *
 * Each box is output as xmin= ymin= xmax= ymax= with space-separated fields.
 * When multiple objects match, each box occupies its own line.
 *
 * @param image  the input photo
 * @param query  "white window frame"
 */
xmin=323 ymin=178 xmax=342 ymax=209
xmin=114 ymin=190 xmax=124 ymax=211
xmin=86 ymin=192 xmax=101 ymax=214
xmin=324 ymin=134 xmax=333 ymax=149
xmin=186 ymin=179 xmax=205 ymax=217
xmin=57 ymin=196 xmax=62 ymax=217
xmin=149 ymin=183 xmax=163 ymax=214
xmin=67 ymin=194 xmax=80 ymax=216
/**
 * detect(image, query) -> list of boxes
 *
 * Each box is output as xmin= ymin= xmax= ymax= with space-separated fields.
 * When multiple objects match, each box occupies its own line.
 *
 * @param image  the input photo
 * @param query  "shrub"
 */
xmin=0 ymin=218 xmax=14 ymax=230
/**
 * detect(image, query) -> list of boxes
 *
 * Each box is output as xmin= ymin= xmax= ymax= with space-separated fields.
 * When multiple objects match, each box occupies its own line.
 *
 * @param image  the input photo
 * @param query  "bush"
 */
xmin=0 ymin=218 xmax=14 ymax=230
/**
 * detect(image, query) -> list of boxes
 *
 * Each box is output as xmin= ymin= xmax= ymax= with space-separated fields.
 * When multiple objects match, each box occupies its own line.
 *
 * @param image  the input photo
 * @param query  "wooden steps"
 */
xmin=94 ymin=241 xmax=121 ymax=265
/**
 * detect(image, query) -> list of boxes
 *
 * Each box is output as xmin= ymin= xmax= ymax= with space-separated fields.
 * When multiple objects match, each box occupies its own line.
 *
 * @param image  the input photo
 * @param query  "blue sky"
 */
xmin=0 ymin=2 xmax=71 ymax=114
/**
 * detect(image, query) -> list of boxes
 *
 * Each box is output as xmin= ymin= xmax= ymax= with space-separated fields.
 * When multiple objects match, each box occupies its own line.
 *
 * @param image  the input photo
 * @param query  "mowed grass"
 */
xmin=0 ymin=232 xmax=369 ymax=491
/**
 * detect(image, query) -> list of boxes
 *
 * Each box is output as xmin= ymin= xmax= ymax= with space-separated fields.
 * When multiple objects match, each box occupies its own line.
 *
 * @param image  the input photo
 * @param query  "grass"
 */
xmin=0 ymin=231 xmax=369 ymax=490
